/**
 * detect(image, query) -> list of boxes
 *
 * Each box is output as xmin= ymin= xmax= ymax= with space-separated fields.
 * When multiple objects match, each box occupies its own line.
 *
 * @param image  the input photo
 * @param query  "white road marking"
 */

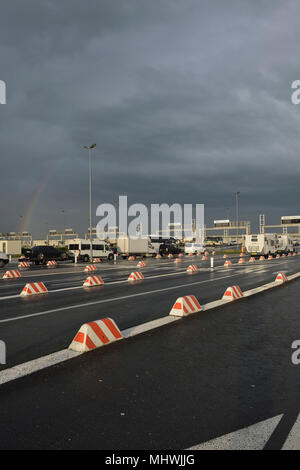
xmin=0 ymin=272 xmax=246 ymax=324
xmin=0 ymin=349 xmax=81 ymax=385
xmin=282 ymin=414 xmax=300 ymax=450
xmin=0 ymin=264 xmax=244 ymax=300
xmin=187 ymin=415 xmax=283 ymax=450
xmin=123 ymin=316 xmax=181 ymax=338
xmin=1 ymin=272 xmax=300 ymax=385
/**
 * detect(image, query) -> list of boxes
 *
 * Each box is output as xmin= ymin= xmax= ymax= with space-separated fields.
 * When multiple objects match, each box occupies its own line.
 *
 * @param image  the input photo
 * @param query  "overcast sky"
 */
xmin=1 ymin=0 xmax=300 ymax=237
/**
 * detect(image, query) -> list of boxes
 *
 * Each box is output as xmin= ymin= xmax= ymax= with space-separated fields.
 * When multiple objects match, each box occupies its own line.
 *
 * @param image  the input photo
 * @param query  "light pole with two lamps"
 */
xmin=84 ymin=143 xmax=96 ymax=262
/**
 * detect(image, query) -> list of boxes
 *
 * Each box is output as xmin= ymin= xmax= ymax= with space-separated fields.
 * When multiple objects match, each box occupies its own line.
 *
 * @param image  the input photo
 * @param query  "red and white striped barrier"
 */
xmin=288 ymin=252 xmax=292 ymax=257
xmin=93 ymin=258 xmax=101 ymax=263
xmin=188 ymin=253 xmax=194 ymax=257
xmin=47 ymin=260 xmax=57 ymax=267
xmin=128 ymin=272 xmax=144 ymax=281
xmin=83 ymin=275 xmax=104 ymax=287
xmin=276 ymin=254 xmax=280 ymax=259
xmin=293 ymin=252 xmax=297 ymax=257
xmin=186 ymin=264 xmax=198 ymax=274
xmin=259 ymin=256 xmax=265 ymax=261
xmin=20 ymin=282 xmax=48 ymax=296
xmin=169 ymin=295 xmax=202 ymax=317
xmin=137 ymin=261 xmax=146 ymax=268
xmin=156 ymin=254 xmax=162 ymax=259
xmin=168 ymin=254 xmax=174 ymax=258
xmin=275 ymin=272 xmax=288 ymax=283
xmin=178 ymin=253 xmax=184 ymax=257
xmin=238 ymin=258 xmax=246 ymax=264
xmin=281 ymin=254 xmax=286 ymax=258
xmin=18 ymin=262 xmax=30 ymax=269
xmin=268 ymin=255 xmax=273 ymax=260
xmin=128 ymin=256 xmax=136 ymax=261
xmin=202 ymin=256 xmax=208 ymax=261
xmin=84 ymin=264 xmax=97 ymax=272
xmin=222 ymin=285 xmax=243 ymax=301
xmin=3 ymin=270 xmax=21 ymax=279
xmin=249 ymin=257 xmax=256 ymax=262
xmin=174 ymin=258 xmax=182 ymax=263
xmin=224 ymin=260 xmax=232 ymax=267
xmin=69 ymin=318 xmax=123 ymax=352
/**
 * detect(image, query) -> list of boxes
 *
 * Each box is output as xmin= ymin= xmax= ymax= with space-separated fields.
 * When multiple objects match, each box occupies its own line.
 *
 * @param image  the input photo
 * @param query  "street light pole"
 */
xmin=84 ymin=144 xmax=96 ymax=262
xmin=233 ymin=191 xmax=240 ymax=245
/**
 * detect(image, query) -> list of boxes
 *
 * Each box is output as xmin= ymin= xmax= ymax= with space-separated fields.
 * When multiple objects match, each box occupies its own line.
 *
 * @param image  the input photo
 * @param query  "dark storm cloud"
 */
xmin=0 ymin=0 xmax=300 ymax=236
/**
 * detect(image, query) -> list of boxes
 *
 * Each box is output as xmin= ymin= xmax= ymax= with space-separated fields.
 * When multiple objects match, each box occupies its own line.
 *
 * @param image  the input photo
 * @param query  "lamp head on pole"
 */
xmin=84 ymin=143 xmax=96 ymax=150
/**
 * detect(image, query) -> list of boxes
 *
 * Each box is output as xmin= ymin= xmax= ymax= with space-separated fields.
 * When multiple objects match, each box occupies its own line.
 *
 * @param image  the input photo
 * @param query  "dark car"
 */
xmin=20 ymin=246 xmax=68 ymax=265
xmin=159 ymin=243 xmax=182 ymax=256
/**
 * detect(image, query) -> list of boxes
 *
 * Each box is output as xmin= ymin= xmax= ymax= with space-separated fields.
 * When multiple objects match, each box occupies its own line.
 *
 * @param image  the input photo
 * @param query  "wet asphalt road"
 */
xmin=0 ymin=276 xmax=299 ymax=449
xmin=0 ymin=254 xmax=300 ymax=370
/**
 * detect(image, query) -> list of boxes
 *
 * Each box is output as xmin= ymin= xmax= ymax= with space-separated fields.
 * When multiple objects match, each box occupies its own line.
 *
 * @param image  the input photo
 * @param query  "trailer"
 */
xmin=116 ymin=237 xmax=157 ymax=258
xmin=0 ymin=240 xmax=22 ymax=256
xmin=245 ymin=234 xmax=279 ymax=258
xmin=276 ymin=235 xmax=294 ymax=255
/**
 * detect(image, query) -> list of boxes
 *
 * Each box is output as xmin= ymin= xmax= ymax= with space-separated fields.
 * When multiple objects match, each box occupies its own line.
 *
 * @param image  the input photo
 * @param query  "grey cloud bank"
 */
xmin=0 ymin=0 xmax=299 ymax=236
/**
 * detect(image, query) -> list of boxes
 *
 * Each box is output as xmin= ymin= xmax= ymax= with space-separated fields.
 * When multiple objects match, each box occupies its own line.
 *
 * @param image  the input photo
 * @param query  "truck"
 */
xmin=116 ymin=237 xmax=157 ymax=258
xmin=245 ymin=234 xmax=279 ymax=258
xmin=276 ymin=235 xmax=294 ymax=255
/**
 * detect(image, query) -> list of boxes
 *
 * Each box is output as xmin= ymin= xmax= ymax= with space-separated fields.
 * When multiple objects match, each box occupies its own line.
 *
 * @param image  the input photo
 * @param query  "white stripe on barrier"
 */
xmin=169 ymin=295 xmax=202 ymax=316
xmin=3 ymin=270 xmax=21 ymax=279
xmin=83 ymin=275 xmax=104 ymax=287
xmin=128 ymin=272 xmax=144 ymax=281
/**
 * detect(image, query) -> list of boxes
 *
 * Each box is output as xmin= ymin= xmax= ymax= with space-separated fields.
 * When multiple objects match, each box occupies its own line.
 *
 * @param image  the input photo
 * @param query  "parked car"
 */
xmin=0 ymin=252 xmax=9 ymax=268
xmin=184 ymin=243 xmax=204 ymax=255
xmin=159 ymin=243 xmax=182 ymax=256
xmin=20 ymin=246 xmax=68 ymax=265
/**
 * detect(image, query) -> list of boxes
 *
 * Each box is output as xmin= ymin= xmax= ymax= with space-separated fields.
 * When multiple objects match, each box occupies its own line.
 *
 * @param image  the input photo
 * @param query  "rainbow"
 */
xmin=19 ymin=171 xmax=53 ymax=233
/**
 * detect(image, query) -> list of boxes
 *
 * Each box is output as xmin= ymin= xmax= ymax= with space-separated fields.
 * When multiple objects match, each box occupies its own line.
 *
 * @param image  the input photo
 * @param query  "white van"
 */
xmin=184 ymin=243 xmax=204 ymax=255
xmin=245 ymin=234 xmax=279 ymax=257
xmin=277 ymin=235 xmax=294 ymax=255
xmin=68 ymin=239 xmax=114 ymax=262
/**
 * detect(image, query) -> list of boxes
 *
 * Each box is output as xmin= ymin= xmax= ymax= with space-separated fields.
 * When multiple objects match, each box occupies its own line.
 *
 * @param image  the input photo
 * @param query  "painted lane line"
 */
xmin=0 ymin=266 xmax=237 ymax=300
xmin=123 ymin=316 xmax=181 ymax=338
xmin=1 ymin=271 xmax=300 ymax=386
xmin=0 ymin=349 xmax=81 ymax=386
xmin=0 ymin=262 xmax=297 ymax=301
xmin=0 ymin=272 xmax=246 ymax=324
xmin=282 ymin=414 xmax=300 ymax=450
xmin=0 ymin=261 xmax=291 ymax=303
xmin=187 ymin=415 xmax=283 ymax=450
